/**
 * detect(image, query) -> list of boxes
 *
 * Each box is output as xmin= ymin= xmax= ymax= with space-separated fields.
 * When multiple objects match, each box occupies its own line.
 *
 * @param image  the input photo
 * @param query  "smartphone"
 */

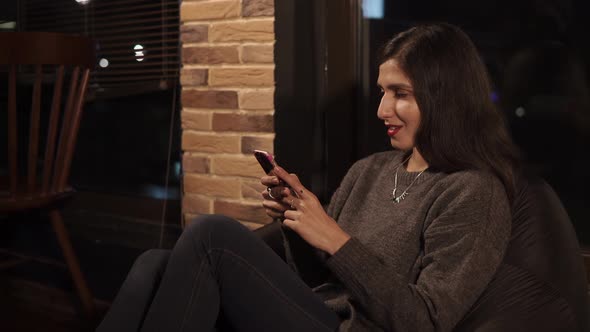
xmin=254 ymin=149 xmax=294 ymax=196
xmin=254 ymin=149 xmax=277 ymax=174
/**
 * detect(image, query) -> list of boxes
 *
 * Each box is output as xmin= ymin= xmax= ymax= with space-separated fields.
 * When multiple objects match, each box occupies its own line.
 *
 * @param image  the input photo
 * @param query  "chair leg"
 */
xmin=48 ymin=209 xmax=95 ymax=317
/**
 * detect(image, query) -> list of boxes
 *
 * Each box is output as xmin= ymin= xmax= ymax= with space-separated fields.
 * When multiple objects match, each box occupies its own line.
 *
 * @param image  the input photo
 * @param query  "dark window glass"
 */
xmin=14 ymin=0 xmax=182 ymax=200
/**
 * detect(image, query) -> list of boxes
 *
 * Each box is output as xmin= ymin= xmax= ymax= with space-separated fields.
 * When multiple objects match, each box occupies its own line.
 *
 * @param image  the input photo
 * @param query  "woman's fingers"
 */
xmin=270 ymin=186 xmax=289 ymax=199
xmin=262 ymin=198 xmax=288 ymax=210
xmin=261 ymin=186 xmax=290 ymax=200
xmin=273 ymin=167 xmax=307 ymax=198
xmin=283 ymin=210 xmax=303 ymax=231
xmin=284 ymin=209 xmax=300 ymax=220
xmin=262 ymin=199 xmax=289 ymax=218
xmin=260 ymin=175 xmax=280 ymax=186
xmin=265 ymin=208 xmax=285 ymax=219
xmin=280 ymin=192 xmax=307 ymax=212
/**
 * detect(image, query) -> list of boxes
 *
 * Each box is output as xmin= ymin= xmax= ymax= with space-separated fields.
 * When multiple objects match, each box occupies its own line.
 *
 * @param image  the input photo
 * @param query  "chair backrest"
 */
xmin=456 ymin=174 xmax=589 ymax=331
xmin=0 ymin=32 xmax=94 ymax=201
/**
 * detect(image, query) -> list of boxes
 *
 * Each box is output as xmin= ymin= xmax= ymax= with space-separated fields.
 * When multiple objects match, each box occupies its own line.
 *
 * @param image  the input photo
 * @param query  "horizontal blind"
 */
xmin=22 ymin=0 xmax=180 ymax=99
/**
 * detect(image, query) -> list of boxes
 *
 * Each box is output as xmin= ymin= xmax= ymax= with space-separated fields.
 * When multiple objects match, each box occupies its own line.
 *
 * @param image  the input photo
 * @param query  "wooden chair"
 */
xmin=0 ymin=32 xmax=96 ymax=316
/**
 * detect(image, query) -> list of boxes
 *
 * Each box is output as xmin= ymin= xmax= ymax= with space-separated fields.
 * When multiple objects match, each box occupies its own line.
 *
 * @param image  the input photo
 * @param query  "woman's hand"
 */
xmin=260 ymin=174 xmax=291 ymax=219
xmin=272 ymin=166 xmax=351 ymax=255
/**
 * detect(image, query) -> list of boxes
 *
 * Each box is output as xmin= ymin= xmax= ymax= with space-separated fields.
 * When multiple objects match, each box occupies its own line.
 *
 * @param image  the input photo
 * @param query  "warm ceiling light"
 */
xmin=134 ymin=44 xmax=145 ymax=62
xmin=99 ymin=58 xmax=109 ymax=68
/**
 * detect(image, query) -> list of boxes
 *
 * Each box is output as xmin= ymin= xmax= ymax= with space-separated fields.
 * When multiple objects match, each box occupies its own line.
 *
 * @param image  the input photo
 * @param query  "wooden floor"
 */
xmin=0 ymin=210 xmax=154 ymax=331
xmin=0 ymin=277 xmax=108 ymax=332
xmin=0 ymin=206 xmax=171 ymax=332
xmin=1 ymin=302 xmax=92 ymax=332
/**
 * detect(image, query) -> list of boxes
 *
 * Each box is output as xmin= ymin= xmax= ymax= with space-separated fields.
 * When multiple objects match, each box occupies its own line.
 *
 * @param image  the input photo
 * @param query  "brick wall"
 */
xmin=180 ymin=0 xmax=275 ymax=229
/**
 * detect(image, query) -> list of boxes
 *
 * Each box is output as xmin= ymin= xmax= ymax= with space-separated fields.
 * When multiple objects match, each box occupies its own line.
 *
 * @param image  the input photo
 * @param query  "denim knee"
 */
xmin=137 ymin=249 xmax=170 ymax=271
xmin=128 ymin=249 xmax=171 ymax=282
xmin=180 ymin=214 xmax=246 ymax=249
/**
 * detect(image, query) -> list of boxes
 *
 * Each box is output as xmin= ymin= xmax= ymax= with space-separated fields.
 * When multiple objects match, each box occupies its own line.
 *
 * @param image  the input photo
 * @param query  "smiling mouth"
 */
xmin=387 ymin=125 xmax=401 ymax=137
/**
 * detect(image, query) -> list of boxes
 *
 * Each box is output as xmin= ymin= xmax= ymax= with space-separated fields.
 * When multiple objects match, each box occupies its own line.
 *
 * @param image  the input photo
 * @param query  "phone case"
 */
xmin=254 ymin=150 xmax=276 ymax=174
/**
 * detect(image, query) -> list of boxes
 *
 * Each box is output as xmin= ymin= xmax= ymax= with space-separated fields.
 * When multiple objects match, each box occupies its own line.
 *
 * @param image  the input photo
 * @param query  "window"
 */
xmin=23 ymin=0 xmax=180 ymax=98
xmin=11 ymin=0 xmax=183 ymax=248
xmin=20 ymin=0 xmax=181 ymax=200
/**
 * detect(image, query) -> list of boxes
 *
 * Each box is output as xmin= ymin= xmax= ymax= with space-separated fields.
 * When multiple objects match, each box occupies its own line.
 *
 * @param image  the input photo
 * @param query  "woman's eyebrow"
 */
xmin=376 ymin=83 xmax=413 ymax=91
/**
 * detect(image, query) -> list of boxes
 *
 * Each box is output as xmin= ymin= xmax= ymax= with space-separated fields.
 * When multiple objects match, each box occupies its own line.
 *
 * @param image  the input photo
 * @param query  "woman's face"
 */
xmin=377 ymin=59 xmax=421 ymax=151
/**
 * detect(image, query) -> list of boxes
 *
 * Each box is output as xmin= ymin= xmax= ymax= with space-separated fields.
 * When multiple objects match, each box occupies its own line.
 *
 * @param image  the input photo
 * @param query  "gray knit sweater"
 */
xmin=286 ymin=150 xmax=511 ymax=332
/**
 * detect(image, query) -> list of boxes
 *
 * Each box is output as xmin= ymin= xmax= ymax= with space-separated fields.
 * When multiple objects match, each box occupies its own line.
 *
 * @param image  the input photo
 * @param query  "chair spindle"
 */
xmin=42 ymin=66 xmax=66 ymax=194
xmin=8 ymin=65 xmax=18 ymax=196
xmin=27 ymin=64 xmax=43 ymax=194
xmin=59 ymin=68 xmax=90 ymax=192
xmin=52 ymin=66 xmax=80 ymax=193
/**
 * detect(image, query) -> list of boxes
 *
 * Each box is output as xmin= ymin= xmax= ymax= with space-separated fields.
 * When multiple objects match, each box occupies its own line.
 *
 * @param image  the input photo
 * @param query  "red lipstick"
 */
xmin=387 ymin=125 xmax=401 ymax=137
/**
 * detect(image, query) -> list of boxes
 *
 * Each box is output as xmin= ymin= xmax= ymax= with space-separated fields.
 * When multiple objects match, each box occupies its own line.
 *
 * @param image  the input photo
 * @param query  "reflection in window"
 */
xmin=362 ymin=0 xmax=384 ymax=19
xmin=17 ymin=0 xmax=182 ymax=200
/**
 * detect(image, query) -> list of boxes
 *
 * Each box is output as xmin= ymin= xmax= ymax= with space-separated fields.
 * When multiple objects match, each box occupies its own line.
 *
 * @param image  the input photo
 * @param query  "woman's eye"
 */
xmin=395 ymin=91 xmax=408 ymax=98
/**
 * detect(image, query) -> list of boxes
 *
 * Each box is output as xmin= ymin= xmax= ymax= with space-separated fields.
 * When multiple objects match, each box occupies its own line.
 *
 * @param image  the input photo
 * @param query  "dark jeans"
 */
xmin=97 ymin=214 xmax=340 ymax=332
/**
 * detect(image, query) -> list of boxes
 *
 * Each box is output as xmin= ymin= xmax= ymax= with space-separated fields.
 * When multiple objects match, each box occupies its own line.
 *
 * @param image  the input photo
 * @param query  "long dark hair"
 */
xmin=380 ymin=23 xmax=520 ymax=200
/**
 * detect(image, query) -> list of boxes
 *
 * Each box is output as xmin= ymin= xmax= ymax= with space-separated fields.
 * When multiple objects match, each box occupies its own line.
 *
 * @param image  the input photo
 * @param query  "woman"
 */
xmin=97 ymin=23 xmax=519 ymax=332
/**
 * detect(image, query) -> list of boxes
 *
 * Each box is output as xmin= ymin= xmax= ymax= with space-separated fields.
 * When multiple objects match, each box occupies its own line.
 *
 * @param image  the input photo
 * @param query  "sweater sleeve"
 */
xmin=282 ymin=157 xmax=369 ymax=279
xmin=325 ymin=173 xmax=511 ymax=332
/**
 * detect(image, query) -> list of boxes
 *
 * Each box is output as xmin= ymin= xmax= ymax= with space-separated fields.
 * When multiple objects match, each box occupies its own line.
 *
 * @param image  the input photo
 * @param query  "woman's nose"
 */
xmin=377 ymin=98 xmax=393 ymax=119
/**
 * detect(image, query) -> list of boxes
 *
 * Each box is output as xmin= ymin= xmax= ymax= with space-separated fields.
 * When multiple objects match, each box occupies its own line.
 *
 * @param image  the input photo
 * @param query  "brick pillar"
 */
xmin=180 ymin=0 xmax=275 ymax=229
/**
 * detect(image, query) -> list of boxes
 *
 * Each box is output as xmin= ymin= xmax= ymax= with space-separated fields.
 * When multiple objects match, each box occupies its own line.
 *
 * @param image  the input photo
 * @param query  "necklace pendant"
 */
xmin=391 ymin=155 xmax=427 ymax=204
xmin=393 ymin=192 xmax=407 ymax=204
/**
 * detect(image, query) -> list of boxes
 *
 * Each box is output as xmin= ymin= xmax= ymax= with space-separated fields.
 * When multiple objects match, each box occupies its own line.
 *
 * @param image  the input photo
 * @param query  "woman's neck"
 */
xmin=406 ymin=148 xmax=429 ymax=172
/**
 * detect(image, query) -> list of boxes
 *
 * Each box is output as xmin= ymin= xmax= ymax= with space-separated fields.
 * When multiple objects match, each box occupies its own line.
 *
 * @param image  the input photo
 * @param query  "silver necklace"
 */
xmin=392 ymin=155 xmax=427 ymax=203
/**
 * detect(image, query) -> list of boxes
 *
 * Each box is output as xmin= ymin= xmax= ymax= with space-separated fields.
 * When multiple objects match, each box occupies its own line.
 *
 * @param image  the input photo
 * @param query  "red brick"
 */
xmin=241 ymin=135 xmax=273 ymax=154
xmin=239 ymin=89 xmax=274 ymax=110
xmin=212 ymin=113 xmax=273 ymax=132
xmin=211 ymin=155 xmax=267 ymax=178
xmin=180 ymin=68 xmax=208 ymax=86
xmin=181 ymin=1 xmax=240 ymax=21
xmin=243 ymin=0 xmax=274 ymax=17
xmin=209 ymin=67 xmax=274 ymax=87
xmin=181 ymin=24 xmax=208 ymax=43
xmin=183 ymin=46 xmax=239 ymax=65
xmin=182 ymin=131 xmax=240 ymax=153
xmin=182 ymin=194 xmax=212 ymax=214
xmin=182 ymin=154 xmax=210 ymax=173
xmin=181 ymin=111 xmax=211 ymax=130
xmin=184 ymin=174 xmax=241 ymax=198
xmin=210 ymin=20 xmax=274 ymax=43
xmin=182 ymin=90 xmax=238 ymax=109
xmin=241 ymin=44 xmax=274 ymax=63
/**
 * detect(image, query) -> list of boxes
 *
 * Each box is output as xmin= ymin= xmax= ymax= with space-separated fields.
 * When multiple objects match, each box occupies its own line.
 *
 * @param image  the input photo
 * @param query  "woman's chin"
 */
xmin=389 ymin=139 xmax=410 ymax=150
